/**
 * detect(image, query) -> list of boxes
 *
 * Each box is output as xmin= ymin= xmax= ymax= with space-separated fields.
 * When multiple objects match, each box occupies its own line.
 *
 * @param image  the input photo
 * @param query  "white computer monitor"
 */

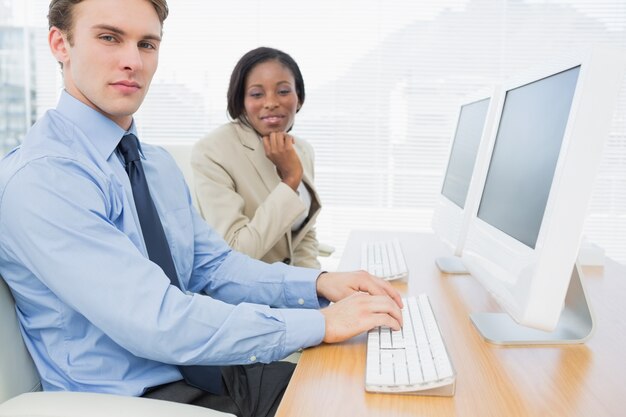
xmin=431 ymin=89 xmax=501 ymax=274
xmin=461 ymin=47 xmax=625 ymax=344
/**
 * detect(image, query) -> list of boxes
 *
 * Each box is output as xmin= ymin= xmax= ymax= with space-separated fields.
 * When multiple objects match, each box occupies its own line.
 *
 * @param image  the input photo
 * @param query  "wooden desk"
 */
xmin=276 ymin=231 xmax=626 ymax=417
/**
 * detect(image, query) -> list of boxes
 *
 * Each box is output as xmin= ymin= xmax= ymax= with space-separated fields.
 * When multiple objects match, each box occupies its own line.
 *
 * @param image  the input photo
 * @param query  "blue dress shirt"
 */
xmin=0 ymin=91 xmax=326 ymax=396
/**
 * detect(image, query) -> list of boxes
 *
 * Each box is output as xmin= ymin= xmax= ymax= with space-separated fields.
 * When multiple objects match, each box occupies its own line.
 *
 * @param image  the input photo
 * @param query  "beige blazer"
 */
xmin=191 ymin=121 xmax=322 ymax=268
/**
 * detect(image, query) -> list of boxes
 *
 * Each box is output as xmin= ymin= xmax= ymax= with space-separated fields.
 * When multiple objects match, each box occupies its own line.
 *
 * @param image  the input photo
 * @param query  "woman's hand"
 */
xmin=263 ymin=132 xmax=303 ymax=192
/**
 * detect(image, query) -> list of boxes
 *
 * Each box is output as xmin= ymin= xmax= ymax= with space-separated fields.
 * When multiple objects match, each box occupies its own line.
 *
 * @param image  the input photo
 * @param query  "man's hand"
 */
xmin=320 ymin=293 xmax=403 ymax=343
xmin=316 ymin=270 xmax=403 ymax=308
xmin=262 ymin=132 xmax=303 ymax=191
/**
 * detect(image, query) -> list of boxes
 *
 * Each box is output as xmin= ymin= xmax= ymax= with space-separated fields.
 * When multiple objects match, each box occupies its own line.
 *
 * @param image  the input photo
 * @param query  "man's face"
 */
xmin=49 ymin=0 xmax=161 ymax=129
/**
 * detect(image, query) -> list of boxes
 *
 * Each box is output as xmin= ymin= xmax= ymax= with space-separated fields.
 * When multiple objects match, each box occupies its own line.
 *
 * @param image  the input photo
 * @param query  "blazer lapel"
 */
xmin=234 ymin=122 xmax=294 ymax=257
xmin=234 ymin=122 xmax=280 ymax=194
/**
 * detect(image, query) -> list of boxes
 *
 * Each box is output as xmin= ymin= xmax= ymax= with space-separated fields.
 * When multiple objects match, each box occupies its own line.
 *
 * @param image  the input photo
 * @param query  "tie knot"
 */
xmin=118 ymin=134 xmax=141 ymax=165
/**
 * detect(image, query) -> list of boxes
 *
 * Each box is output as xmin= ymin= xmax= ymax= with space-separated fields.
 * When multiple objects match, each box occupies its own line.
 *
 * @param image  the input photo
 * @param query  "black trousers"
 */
xmin=142 ymin=362 xmax=296 ymax=417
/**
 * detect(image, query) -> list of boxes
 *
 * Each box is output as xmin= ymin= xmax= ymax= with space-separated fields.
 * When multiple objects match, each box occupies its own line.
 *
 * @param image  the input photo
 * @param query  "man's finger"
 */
xmin=365 ymin=295 xmax=403 ymax=326
xmin=357 ymin=275 xmax=404 ymax=309
xmin=370 ymin=312 xmax=402 ymax=331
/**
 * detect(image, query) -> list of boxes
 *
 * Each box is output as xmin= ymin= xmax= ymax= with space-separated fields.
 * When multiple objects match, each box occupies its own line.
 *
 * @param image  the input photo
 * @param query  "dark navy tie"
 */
xmin=117 ymin=134 xmax=224 ymax=395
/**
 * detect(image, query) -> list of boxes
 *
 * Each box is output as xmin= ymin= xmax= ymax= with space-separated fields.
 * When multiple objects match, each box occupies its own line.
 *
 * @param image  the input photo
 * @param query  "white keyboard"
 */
xmin=361 ymin=238 xmax=408 ymax=281
xmin=365 ymin=295 xmax=456 ymax=396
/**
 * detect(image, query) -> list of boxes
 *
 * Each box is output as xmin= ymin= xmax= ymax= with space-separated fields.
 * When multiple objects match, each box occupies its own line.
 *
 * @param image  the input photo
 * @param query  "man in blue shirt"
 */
xmin=0 ymin=1 xmax=403 ymax=416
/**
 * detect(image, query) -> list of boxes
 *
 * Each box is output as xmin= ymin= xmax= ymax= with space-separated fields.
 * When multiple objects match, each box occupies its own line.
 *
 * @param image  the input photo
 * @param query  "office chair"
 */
xmin=317 ymin=242 xmax=335 ymax=257
xmin=0 ymin=276 xmax=234 ymax=417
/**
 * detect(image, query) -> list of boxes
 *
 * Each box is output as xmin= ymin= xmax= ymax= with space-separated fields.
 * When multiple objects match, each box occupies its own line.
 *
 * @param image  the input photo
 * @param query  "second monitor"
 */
xmin=431 ymin=90 xmax=501 ymax=274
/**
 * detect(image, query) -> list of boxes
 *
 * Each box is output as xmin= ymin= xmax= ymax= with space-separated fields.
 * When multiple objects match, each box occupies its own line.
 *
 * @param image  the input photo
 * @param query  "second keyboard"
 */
xmin=361 ymin=238 xmax=408 ymax=281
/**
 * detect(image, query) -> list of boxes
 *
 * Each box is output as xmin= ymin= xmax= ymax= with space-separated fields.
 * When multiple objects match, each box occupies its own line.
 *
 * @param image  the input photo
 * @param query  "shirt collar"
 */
xmin=56 ymin=90 xmax=141 ymax=160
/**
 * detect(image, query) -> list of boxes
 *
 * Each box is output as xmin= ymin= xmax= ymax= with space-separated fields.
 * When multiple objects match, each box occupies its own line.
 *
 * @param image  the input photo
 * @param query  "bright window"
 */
xmin=2 ymin=0 xmax=625 ymax=266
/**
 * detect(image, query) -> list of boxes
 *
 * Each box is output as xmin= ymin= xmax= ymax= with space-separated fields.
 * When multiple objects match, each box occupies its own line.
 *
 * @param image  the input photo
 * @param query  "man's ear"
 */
xmin=49 ymin=27 xmax=70 ymax=65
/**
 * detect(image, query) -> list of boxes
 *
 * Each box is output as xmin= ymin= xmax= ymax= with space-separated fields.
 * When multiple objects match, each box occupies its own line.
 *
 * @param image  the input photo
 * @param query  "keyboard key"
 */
xmin=391 ymin=328 xmax=404 ymax=348
xmin=393 ymin=350 xmax=409 ymax=385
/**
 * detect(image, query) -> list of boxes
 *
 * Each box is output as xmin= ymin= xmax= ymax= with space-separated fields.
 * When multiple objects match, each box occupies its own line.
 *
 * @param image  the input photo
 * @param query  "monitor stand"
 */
xmin=435 ymin=256 xmax=469 ymax=274
xmin=470 ymin=264 xmax=594 ymax=345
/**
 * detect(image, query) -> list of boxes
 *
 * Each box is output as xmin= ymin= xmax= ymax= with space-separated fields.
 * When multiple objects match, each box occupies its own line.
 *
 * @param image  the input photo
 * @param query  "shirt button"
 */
xmin=250 ymin=355 xmax=257 ymax=362
xmin=298 ymin=298 xmax=305 ymax=305
xmin=282 ymin=257 xmax=291 ymax=265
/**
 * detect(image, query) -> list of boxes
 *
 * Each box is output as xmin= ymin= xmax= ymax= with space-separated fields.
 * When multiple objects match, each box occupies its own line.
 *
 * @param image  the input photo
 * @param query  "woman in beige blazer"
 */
xmin=192 ymin=47 xmax=321 ymax=268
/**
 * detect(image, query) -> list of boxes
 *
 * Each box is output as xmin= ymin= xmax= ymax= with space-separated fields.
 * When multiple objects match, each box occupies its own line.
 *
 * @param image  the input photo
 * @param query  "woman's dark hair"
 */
xmin=227 ymin=47 xmax=305 ymax=123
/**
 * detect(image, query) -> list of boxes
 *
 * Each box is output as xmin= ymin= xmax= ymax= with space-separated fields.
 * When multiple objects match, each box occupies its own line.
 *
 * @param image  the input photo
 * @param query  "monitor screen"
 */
xmin=477 ymin=66 xmax=580 ymax=249
xmin=441 ymin=98 xmax=491 ymax=209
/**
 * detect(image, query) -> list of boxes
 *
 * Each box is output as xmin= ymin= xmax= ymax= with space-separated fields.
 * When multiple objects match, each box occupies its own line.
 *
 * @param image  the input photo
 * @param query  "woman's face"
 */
xmin=243 ymin=60 xmax=300 ymax=136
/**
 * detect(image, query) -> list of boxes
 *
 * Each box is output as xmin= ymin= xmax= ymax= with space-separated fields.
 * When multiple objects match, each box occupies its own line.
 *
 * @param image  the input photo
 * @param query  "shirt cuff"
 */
xmin=279 ymin=308 xmax=325 ymax=355
xmin=280 ymin=265 xmax=322 ymax=308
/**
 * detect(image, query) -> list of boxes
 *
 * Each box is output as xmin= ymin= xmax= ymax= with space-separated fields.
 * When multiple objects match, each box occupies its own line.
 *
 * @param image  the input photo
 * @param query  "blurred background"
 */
xmin=1 ymin=0 xmax=625 ymax=268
